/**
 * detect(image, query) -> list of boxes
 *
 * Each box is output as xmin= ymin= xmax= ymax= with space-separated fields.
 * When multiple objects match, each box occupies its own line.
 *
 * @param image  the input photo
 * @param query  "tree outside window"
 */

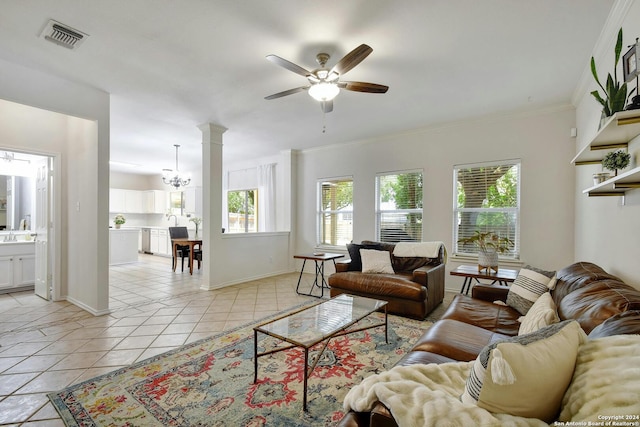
xmin=454 ymin=161 xmax=520 ymax=258
xmin=318 ymin=178 xmax=353 ymax=246
xmin=376 ymin=171 xmax=423 ymax=243
xmin=227 ymin=189 xmax=257 ymax=233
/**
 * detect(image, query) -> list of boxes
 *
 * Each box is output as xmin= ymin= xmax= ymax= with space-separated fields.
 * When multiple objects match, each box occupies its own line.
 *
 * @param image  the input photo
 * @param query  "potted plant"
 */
xmin=602 ymin=150 xmax=631 ymax=176
xmin=113 ymin=214 xmax=126 ymax=229
xmin=458 ymin=230 xmax=514 ymax=272
xmin=590 ymin=28 xmax=628 ymax=122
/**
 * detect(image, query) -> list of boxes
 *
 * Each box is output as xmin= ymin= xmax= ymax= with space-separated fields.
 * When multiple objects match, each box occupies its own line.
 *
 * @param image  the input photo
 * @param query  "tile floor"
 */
xmin=0 ymin=254 xmax=318 ymax=426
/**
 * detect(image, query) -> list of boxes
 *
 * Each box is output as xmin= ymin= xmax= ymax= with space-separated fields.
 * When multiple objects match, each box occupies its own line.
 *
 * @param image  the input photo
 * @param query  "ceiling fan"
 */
xmin=264 ymin=44 xmax=389 ymax=113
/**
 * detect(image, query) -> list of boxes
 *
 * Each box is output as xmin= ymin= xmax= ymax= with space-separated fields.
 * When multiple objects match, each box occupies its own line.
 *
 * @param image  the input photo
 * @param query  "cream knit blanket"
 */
xmin=393 ymin=241 xmax=446 ymax=260
xmin=343 ymin=362 xmax=547 ymax=427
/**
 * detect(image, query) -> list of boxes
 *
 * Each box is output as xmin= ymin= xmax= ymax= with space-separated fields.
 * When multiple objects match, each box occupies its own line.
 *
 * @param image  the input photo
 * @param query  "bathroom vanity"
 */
xmin=0 ymin=239 xmax=35 ymax=293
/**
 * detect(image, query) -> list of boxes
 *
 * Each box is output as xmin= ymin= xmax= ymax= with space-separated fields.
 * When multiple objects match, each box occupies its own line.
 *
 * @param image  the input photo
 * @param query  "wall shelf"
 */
xmin=583 ymin=166 xmax=640 ymax=196
xmin=572 ymin=110 xmax=640 ymax=165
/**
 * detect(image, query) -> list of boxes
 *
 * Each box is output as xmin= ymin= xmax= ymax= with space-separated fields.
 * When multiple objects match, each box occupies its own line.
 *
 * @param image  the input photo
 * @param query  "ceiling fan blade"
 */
xmin=266 ymin=54 xmax=311 ymax=77
xmin=321 ymin=100 xmax=334 ymax=113
xmin=330 ymin=44 xmax=373 ymax=76
xmin=339 ymin=81 xmax=389 ymax=93
xmin=264 ymin=86 xmax=308 ymax=100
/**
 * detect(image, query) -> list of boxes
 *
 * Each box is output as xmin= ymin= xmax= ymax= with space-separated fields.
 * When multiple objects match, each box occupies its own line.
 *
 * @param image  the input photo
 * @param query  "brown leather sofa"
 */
xmin=338 ymin=261 xmax=640 ymax=427
xmin=328 ymin=241 xmax=445 ymax=320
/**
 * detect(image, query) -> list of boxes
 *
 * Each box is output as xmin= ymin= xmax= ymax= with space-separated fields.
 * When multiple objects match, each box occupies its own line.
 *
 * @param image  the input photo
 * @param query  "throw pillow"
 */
xmin=346 ymin=243 xmax=364 ymax=271
xmin=360 ymin=249 xmax=395 ymax=274
xmin=461 ymin=320 xmax=586 ymax=423
xmin=518 ymin=292 xmax=559 ymax=335
xmin=524 ymin=264 xmax=557 ymax=290
xmin=506 ymin=268 xmax=556 ymax=315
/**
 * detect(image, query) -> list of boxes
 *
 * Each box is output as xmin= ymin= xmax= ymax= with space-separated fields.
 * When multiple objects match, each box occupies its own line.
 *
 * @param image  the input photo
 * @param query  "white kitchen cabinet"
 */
xmin=143 ymin=190 xmax=168 ymax=214
xmin=110 ymin=189 xmax=154 ymax=213
xmin=150 ymin=228 xmax=170 ymax=256
xmin=109 ymin=189 xmax=126 ymax=213
xmin=109 ymin=229 xmax=139 ymax=265
xmin=158 ymin=229 xmax=169 ymax=255
xmin=0 ymin=242 xmax=36 ymax=291
xmin=124 ymin=190 xmax=143 ymax=213
xmin=150 ymin=228 xmax=160 ymax=253
xmin=183 ymin=186 xmax=202 ymax=216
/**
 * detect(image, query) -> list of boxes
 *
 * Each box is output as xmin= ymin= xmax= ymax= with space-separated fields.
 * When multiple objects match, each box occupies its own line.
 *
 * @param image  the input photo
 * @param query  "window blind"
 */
xmin=376 ymin=171 xmax=423 ymax=243
xmin=317 ymin=178 xmax=353 ymax=246
xmin=453 ymin=160 xmax=520 ymax=258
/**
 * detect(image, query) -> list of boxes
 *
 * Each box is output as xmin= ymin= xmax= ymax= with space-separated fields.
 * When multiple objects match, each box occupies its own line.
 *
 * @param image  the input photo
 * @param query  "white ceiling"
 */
xmin=0 ymin=1 xmax=615 ymax=175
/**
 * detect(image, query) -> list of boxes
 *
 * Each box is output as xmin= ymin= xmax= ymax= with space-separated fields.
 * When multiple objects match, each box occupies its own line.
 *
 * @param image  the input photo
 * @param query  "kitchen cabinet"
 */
xmin=143 ymin=190 xmax=168 ymax=214
xmin=110 ymin=189 xmax=169 ymax=214
xmin=573 ymin=110 xmax=640 ymax=198
xmin=0 ymin=242 xmax=36 ymax=291
xmin=109 ymin=229 xmax=139 ymax=265
xmin=124 ymin=190 xmax=143 ymax=213
xmin=150 ymin=228 xmax=171 ymax=256
xmin=110 ymin=189 xmax=137 ymax=213
xmin=183 ymin=186 xmax=202 ymax=216
xmin=109 ymin=189 xmax=126 ymax=212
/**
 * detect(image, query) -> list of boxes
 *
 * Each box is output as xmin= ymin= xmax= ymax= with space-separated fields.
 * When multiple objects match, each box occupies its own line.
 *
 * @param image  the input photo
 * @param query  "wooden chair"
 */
xmin=168 ymin=226 xmax=190 ymax=272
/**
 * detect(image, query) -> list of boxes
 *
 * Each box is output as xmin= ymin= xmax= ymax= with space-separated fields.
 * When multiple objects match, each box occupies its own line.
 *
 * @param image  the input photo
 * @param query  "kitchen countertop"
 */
xmin=0 ymin=240 xmax=35 ymax=245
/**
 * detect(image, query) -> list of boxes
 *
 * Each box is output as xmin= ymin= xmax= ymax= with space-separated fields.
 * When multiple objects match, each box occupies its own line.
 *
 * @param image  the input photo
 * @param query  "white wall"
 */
xmin=573 ymin=0 xmax=640 ymax=286
xmin=296 ymin=107 xmax=577 ymax=291
xmin=0 ymin=58 xmax=110 ymax=314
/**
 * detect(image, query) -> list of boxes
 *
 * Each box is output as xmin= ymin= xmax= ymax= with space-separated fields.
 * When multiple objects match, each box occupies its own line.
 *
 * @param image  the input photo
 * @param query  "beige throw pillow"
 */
xmin=518 ymin=292 xmax=559 ymax=335
xmin=360 ymin=249 xmax=394 ymax=274
xmin=461 ymin=320 xmax=586 ymax=423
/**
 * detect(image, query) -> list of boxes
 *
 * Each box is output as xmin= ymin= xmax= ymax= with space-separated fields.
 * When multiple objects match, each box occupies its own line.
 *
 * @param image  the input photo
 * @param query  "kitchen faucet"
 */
xmin=167 ymin=214 xmax=178 ymax=227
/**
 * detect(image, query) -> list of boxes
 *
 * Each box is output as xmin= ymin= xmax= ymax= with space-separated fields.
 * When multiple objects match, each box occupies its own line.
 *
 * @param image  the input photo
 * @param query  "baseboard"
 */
xmin=66 ymin=296 xmax=111 ymax=316
xmin=199 ymin=269 xmax=295 ymax=291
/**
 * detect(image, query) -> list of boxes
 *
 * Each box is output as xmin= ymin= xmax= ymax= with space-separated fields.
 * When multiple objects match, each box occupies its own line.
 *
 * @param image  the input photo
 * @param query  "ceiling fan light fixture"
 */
xmin=308 ymin=82 xmax=340 ymax=102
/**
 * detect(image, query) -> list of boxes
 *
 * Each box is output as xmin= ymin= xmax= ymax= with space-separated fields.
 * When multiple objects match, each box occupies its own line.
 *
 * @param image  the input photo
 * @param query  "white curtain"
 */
xmin=221 ymin=171 xmax=229 ymax=233
xmin=257 ymin=163 xmax=276 ymax=232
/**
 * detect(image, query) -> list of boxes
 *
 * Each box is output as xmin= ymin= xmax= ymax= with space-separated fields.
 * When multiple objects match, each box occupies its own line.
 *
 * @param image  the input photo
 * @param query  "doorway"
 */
xmin=0 ymin=148 xmax=56 ymax=300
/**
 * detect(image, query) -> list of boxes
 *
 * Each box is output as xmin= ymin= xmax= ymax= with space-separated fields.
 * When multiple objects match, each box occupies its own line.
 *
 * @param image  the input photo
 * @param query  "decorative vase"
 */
xmin=115 ymin=223 xmax=121 ymax=229
xmin=478 ymin=249 xmax=498 ymax=273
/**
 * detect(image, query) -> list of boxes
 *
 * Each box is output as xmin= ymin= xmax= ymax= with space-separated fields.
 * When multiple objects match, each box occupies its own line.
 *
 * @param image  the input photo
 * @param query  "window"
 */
xmin=318 ymin=178 xmax=353 ymax=246
xmin=453 ymin=160 xmax=520 ymax=258
xmin=227 ymin=189 xmax=257 ymax=233
xmin=376 ymin=171 xmax=423 ymax=243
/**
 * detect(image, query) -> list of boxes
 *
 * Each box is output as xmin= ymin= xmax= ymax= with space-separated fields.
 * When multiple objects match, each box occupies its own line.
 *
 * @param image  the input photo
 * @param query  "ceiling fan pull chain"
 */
xmin=322 ymin=109 xmax=327 ymax=134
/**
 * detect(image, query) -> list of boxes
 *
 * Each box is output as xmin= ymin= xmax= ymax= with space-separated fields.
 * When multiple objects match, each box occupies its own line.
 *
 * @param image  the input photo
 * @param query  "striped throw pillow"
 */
xmin=506 ymin=268 xmax=555 ymax=315
xmin=461 ymin=320 xmax=586 ymax=423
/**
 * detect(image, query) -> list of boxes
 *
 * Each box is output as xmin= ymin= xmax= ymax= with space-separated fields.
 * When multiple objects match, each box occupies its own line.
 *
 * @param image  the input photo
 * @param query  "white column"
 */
xmin=198 ymin=123 xmax=227 ymax=290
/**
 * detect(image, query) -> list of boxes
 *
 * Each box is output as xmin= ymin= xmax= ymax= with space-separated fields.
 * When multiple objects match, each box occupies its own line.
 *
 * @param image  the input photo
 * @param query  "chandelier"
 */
xmin=162 ymin=144 xmax=191 ymax=189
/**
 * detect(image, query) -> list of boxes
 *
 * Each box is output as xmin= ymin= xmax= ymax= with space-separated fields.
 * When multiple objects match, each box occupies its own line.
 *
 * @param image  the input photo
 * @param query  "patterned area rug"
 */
xmin=48 ymin=305 xmax=432 ymax=426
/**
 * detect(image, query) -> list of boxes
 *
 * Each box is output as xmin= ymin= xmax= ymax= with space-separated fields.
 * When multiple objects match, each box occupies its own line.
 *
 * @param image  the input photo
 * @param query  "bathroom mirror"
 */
xmin=0 ymin=175 xmax=34 ymax=231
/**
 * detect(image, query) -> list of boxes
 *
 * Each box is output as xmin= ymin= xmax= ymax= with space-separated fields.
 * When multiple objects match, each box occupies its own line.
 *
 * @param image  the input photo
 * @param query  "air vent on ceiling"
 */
xmin=40 ymin=19 xmax=88 ymax=50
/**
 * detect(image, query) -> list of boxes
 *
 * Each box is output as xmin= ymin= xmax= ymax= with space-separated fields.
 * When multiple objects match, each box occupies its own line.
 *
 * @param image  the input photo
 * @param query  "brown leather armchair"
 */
xmin=328 ymin=241 xmax=445 ymax=319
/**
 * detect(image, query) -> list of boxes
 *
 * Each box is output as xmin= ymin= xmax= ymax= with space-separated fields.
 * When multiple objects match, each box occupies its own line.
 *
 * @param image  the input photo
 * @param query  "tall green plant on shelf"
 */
xmin=591 ymin=28 xmax=628 ymax=117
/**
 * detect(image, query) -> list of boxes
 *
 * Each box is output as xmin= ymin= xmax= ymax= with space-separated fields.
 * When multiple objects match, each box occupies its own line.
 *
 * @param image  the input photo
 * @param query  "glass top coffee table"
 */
xmin=253 ymin=294 xmax=388 ymax=411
